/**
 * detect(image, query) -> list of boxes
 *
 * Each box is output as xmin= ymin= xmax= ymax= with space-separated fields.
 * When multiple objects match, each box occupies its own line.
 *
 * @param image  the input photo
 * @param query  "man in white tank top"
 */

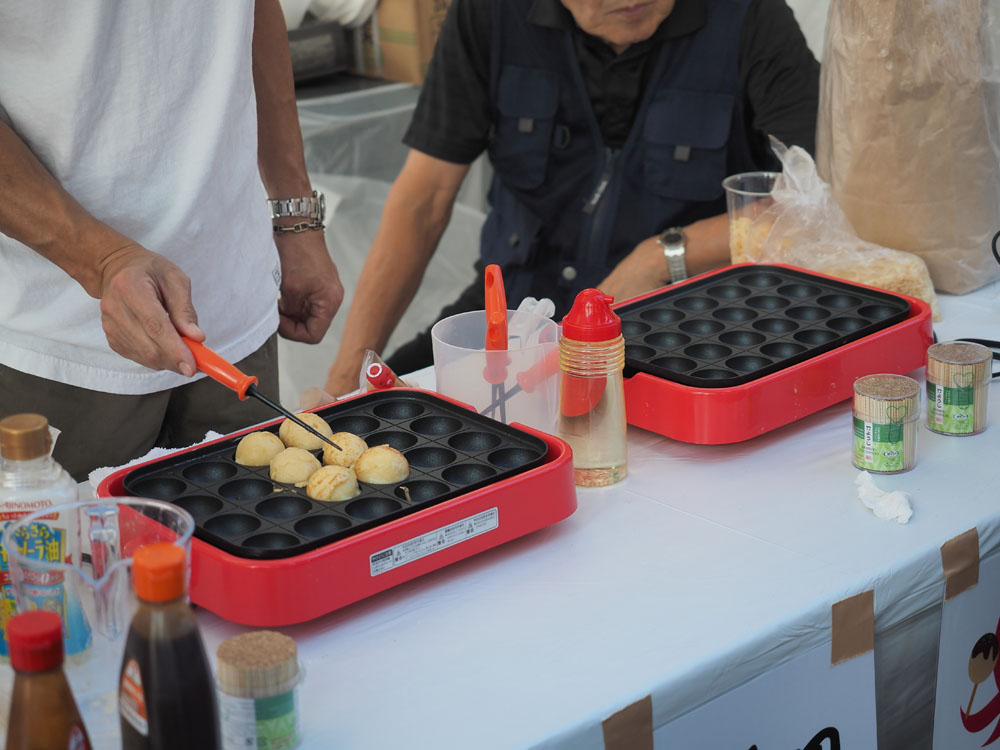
xmin=0 ymin=0 xmax=344 ymax=479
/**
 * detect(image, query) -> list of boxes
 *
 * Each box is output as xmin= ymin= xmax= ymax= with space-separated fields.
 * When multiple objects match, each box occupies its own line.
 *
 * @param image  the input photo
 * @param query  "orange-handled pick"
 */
xmin=483 ymin=265 xmax=512 ymax=422
xmin=181 ymin=337 xmax=341 ymax=451
xmin=478 ymin=347 xmax=559 ymax=416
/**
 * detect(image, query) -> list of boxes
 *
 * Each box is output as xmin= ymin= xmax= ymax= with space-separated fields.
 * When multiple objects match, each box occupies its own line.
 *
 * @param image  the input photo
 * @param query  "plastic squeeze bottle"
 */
xmin=5 ymin=610 xmax=92 ymax=750
xmin=0 ymin=414 xmax=83 ymax=658
xmin=119 ymin=543 xmax=220 ymax=750
xmin=557 ymin=289 xmax=627 ymax=487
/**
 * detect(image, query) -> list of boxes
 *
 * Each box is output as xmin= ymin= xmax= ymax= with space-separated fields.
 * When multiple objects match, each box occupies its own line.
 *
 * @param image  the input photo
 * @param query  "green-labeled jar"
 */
xmin=926 ymin=341 xmax=992 ymax=436
xmin=852 ymin=374 xmax=920 ymax=474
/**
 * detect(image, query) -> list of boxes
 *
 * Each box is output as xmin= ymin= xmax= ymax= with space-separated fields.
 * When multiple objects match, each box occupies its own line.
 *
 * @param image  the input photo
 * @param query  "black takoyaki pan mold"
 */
xmin=616 ymin=265 xmax=910 ymax=388
xmin=122 ymin=391 xmax=548 ymax=560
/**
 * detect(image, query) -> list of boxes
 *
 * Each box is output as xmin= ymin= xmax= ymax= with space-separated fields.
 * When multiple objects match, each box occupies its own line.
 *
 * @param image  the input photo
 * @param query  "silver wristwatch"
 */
xmin=657 ymin=226 xmax=688 ymax=283
xmin=268 ymin=190 xmax=325 ymax=222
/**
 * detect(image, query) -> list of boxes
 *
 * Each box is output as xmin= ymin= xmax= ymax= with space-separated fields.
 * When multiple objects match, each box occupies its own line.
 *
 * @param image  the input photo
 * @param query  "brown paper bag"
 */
xmin=816 ymin=0 xmax=1000 ymax=294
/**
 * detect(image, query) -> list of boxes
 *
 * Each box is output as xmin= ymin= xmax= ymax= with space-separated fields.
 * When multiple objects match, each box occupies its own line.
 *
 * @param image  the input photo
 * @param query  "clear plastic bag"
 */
xmin=730 ymin=137 xmax=942 ymax=320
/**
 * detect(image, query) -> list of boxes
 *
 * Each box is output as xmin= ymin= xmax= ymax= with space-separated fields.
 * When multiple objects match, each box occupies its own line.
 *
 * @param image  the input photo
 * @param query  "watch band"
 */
xmin=268 ymin=190 xmax=325 ymax=222
xmin=658 ymin=227 xmax=688 ymax=283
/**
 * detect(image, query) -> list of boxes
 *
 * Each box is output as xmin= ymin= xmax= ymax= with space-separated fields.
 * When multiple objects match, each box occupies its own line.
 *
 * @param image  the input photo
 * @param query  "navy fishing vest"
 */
xmin=480 ymin=0 xmax=758 ymax=314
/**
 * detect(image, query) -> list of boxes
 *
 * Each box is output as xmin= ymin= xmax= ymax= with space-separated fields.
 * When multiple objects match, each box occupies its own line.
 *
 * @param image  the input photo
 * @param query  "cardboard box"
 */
xmin=351 ymin=0 xmax=450 ymax=86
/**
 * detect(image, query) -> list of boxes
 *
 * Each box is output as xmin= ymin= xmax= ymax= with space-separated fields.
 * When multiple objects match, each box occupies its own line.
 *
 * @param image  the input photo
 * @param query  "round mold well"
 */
xmin=345 ymin=496 xmax=402 ymax=521
xmin=639 ymin=308 xmax=684 ymax=325
xmin=621 ymin=319 xmax=652 ymax=336
xmin=679 ymin=319 xmax=725 ymax=336
xmin=203 ymin=513 xmax=261 ymax=539
xmin=294 ymin=514 xmax=352 ymax=539
xmin=371 ymin=400 xmax=426 ymax=421
xmin=684 ymin=343 xmax=733 ymax=361
xmin=405 ymin=446 xmax=456 ymax=469
xmin=761 ymin=341 xmax=807 ymax=358
xmin=219 ymin=477 xmax=274 ymax=502
xmin=746 ymin=295 xmax=789 ymax=311
xmin=713 ymin=307 xmax=758 ymax=324
xmin=327 ymin=414 xmax=380 ymax=435
xmin=396 ymin=480 xmax=449 ymax=503
xmin=448 ymin=431 xmax=502 ymax=453
xmin=817 ymin=293 xmax=861 ymax=310
xmin=625 ymin=345 xmax=656 ymax=361
xmin=738 ymin=272 xmax=783 ymax=288
xmin=487 ymin=447 xmax=543 ymax=470
xmin=365 ymin=430 xmax=418 ymax=451
xmin=644 ymin=331 xmax=691 ymax=348
xmin=242 ymin=532 xmax=301 ymax=551
xmin=650 ymin=356 xmax=697 ymax=373
xmin=786 ymin=306 xmax=830 ymax=322
xmin=172 ymin=495 xmax=223 ymax=522
xmin=777 ymin=283 xmax=821 ymax=299
xmin=707 ymin=285 xmax=750 ymax=300
xmin=181 ymin=461 xmax=237 ymax=485
xmin=128 ymin=476 xmax=186 ymax=501
xmin=719 ymin=330 xmax=766 ymax=347
xmin=794 ymin=329 xmax=839 ymax=346
xmin=753 ymin=318 xmax=798 ymax=334
xmin=441 ymin=463 xmax=497 ymax=485
xmin=255 ymin=496 xmax=312 ymax=522
xmin=858 ymin=304 xmax=899 ymax=320
xmin=727 ymin=355 xmax=772 ymax=373
xmin=409 ymin=415 xmax=462 ymax=437
xmin=827 ymin=317 xmax=868 ymax=333
xmin=690 ymin=368 xmax=735 ymax=381
xmin=674 ymin=296 xmax=718 ymax=312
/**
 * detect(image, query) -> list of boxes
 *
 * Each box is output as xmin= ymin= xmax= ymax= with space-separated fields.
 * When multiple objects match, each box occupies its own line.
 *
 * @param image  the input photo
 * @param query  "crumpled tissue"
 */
xmin=855 ymin=471 xmax=913 ymax=524
xmin=86 ymin=432 xmax=224 ymax=495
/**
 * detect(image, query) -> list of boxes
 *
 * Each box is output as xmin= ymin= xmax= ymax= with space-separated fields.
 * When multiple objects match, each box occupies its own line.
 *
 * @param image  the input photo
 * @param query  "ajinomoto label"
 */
xmin=120 ymin=658 xmax=149 ymax=736
xmin=0 ymin=501 xmax=55 ymax=657
xmin=853 ymin=418 xmax=906 ymax=473
xmin=928 ymin=381 xmax=975 ymax=434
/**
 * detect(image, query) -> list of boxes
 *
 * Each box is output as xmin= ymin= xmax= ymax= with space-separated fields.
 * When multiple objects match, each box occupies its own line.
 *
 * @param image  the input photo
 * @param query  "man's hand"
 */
xmin=597 ymin=235 xmax=672 ymax=303
xmin=275 ymin=230 xmax=344 ymax=343
xmin=97 ymin=244 xmax=204 ymax=375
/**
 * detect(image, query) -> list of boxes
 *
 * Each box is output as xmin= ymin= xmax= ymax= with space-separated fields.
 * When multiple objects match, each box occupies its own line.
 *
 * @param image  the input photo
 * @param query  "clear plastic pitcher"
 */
xmin=2 ymin=497 xmax=194 ymax=747
xmin=431 ymin=309 xmax=560 ymax=435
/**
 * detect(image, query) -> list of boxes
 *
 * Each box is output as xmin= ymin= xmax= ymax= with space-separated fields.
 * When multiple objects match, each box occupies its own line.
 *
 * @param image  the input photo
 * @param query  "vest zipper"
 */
xmin=582 ymin=147 xmax=616 ymax=215
xmin=581 ymin=147 xmax=620 ymax=271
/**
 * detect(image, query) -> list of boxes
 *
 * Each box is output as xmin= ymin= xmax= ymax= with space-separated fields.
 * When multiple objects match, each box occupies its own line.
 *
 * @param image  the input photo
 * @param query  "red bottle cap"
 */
xmin=8 ymin=611 xmax=64 ymax=672
xmin=560 ymin=289 xmax=620 ymax=342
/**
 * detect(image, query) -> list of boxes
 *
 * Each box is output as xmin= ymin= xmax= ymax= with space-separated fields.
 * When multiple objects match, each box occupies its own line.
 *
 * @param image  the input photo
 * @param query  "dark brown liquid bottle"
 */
xmin=118 ymin=543 xmax=220 ymax=750
xmin=5 ymin=610 xmax=92 ymax=750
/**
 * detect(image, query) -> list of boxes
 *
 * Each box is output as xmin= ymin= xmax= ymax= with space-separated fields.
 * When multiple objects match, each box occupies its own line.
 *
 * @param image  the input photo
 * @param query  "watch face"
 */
xmin=661 ymin=228 xmax=685 ymax=247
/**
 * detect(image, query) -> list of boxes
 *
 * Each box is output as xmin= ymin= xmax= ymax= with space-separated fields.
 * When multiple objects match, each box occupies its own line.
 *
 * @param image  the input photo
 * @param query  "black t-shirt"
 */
xmin=404 ymin=0 xmax=819 ymax=167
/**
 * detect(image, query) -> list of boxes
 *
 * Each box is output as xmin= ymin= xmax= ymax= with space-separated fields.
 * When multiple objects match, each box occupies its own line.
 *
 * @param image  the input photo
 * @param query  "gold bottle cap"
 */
xmin=0 ymin=414 xmax=52 ymax=461
xmin=217 ymin=630 xmax=299 ymax=698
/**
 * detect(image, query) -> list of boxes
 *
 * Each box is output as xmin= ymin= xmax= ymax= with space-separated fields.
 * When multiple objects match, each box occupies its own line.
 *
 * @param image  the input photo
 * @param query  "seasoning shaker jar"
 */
xmin=557 ymin=289 xmax=627 ymax=487
xmin=852 ymin=374 xmax=920 ymax=474
xmin=216 ymin=630 xmax=303 ymax=750
xmin=926 ymin=341 xmax=992 ymax=436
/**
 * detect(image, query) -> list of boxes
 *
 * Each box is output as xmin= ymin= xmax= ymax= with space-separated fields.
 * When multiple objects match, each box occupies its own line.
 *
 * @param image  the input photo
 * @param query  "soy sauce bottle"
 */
xmin=5 ymin=610 xmax=91 ymax=750
xmin=118 ymin=543 xmax=220 ymax=749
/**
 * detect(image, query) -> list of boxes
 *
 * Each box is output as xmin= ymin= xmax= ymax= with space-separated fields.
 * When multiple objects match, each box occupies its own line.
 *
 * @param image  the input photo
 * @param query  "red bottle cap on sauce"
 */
xmin=8 ymin=611 xmax=64 ymax=672
xmin=561 ymin=289 xmax=620 ymax=342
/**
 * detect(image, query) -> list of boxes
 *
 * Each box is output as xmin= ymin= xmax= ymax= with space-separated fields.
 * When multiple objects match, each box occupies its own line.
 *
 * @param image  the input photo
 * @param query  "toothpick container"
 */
xmin=926 ymin=341 xmax=992 ymax=436
xmin=853 ymin=374 xmax=920 ymax=474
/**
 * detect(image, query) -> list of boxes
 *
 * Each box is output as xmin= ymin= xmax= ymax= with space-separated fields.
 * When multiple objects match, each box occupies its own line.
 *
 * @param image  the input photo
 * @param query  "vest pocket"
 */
xmin=490 ymin=66 xmax=559 ymax=190
xmin=643 ymin=90 xmax=734 ymax=201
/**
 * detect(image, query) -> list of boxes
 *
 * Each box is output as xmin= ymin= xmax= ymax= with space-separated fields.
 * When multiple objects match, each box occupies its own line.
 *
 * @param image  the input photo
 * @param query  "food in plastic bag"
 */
xmin=816 ymin=0 xmax=1000 ymax=294
xmin=730 ymin=137 xmax=942 ymax=320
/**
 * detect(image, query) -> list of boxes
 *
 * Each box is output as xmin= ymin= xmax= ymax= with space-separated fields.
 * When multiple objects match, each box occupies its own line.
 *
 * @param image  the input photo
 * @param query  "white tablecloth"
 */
xmin=194 ymin=283 xmax=999 ymax=749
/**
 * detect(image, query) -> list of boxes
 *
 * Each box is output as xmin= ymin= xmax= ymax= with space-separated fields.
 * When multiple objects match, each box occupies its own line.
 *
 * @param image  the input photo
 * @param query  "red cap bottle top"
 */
xmin=560 ymin=288 xmax=620 ymax=342
xmin=8 ymin=611 xmax=64 ymax=672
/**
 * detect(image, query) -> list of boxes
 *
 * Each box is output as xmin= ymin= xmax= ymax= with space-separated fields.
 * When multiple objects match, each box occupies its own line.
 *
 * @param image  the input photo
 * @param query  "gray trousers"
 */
xmin=0 ymin=335 xmax=279 ymax=482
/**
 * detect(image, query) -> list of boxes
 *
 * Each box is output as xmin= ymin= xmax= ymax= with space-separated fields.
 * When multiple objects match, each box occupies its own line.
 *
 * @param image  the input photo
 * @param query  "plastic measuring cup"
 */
xmin=722 ymin=171 xmax=779 ymax=260
xmin=431 ymin=309 xmax=560 ymax=434
xmin=2 ymin=498 xmax=194 ymax=747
